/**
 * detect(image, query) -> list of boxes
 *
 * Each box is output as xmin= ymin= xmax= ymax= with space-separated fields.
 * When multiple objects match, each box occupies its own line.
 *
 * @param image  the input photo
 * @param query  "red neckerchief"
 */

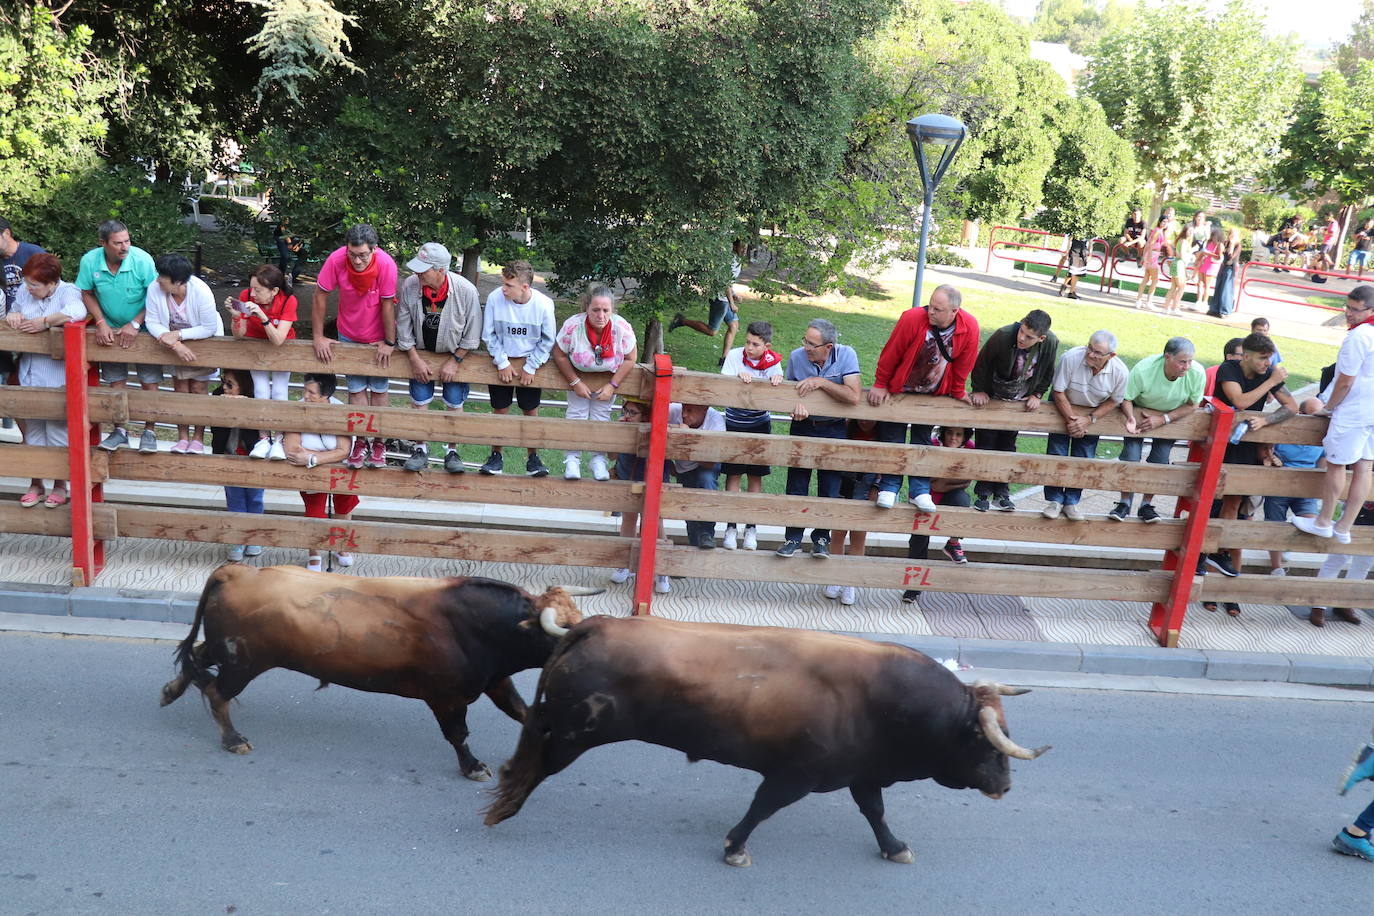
xmin=586 ymin=315 xmax=614 ymax=363
xmin=1358 ymin=312 xmax=1374 ymax=331
xmin=422 ymin=277 xmax=449 ymax=313
xmin=742 ymin=348 xmax=782 ymax=371
xmin=345 ymin=252 xmax=380 ymax=295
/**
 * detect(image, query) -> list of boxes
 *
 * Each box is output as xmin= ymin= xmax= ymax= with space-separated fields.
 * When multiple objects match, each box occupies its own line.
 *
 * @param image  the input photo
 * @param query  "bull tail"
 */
xmin=482 ymin=702 xmax=551 ymax=826
xmin=171 ymin=571 xmax=225 ymax=692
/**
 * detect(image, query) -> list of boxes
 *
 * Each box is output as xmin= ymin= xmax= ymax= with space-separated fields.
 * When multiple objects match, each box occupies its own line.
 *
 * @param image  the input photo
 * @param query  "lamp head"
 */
xmin=906 ymin=114 xmax=968 ymax=193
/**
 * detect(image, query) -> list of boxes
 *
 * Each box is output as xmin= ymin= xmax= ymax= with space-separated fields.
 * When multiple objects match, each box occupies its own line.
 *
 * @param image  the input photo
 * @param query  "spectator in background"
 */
xmin=1043 ymin=330 xmax=1127 ymax=521
xmin=1208 ymin=227 xmax=1243 ymax=318
xmin=668 ymin=401 xmax=725 ymax=550
xmin=227 ymin=264 xmax=297 ymax=461
xmin=1351 ymin=218 xmax=1374 ymax=278
xmin=1110 ymin=337 xmax=1206 ymax=524
xmin=1056 ymin=238 xmax=1088 ymax=300
xmin=1312 ymin=212 xmax=1340 ymax=281
xmin=669 ymin=240 xmax=744 ymax=366
xmin=395 ymin=242 xmax=481 ymax=474
xmin=968 ymin=309 xmax=1058 ymax=513
xmin=552 ymin=284 xmax=637 ymax=481
xmin=1251 ymin=317 xmax=1281 ymax=364
xmin=77 ymin=219 xmax=161 ymax=454
xmin=1119 ymin=207 xmax=1147 ymax=265
xmin=1161 ymin=220 xmax=1192 ymax=316
xmin=1135 ymin=214 xmax=1172 ymax=310
xmin=902 ymin=425 xmax=975 ymax=605
xmin=718 ymin=319 xmax=784 ymax=551
xmin=0 ymin=216 xmax=44 ymax=313
xmin=1294 ymin=286 xmax=1374 ymax=543
xmin=479 ymin=260 xmax=556 ymax=478
xmin=145 ymin=253 xmax=223 ymax=455
xmin=283 ymin=373 xmax=358 ymax=571
xmin=1195 ymin=226 xmax=1224 ymax=309
xmin=1204 ymin=338 xmax=1245 ymax=397
xmin=211 ymin=369 xmax=265 ymax=562
xmin=1187 ymin=210 xmax=1211 ymax=253
xmin=4 ymin=252 xmax=84 ymax=508
xmin=273 ymin=219 xmax=303 ymax=287
xmin=607 ymin=398 xmax=671 ymax=594
xmin=869 ymin=284 xmax=979 ymax=512
xmin=776 ymin=318 xmax=862 ymax=558
xmin=311 ymin=223 xmax=399 ymax=470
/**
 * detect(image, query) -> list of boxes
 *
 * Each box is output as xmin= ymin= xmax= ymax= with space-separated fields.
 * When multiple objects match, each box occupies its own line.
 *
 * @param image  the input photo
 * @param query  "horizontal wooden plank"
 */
xmin=1199 ymin=574 xmax=1373 ymax=606
xmin=0 ymin=444 xmax=75 ymax=481
xmin=0 ymin=501 xmax=118 ymax=539
xmin=666 ymin=429 xmax=1200 ymax=496
xmin=670 ymin=368 xmax=1213 ymax=440
xmin=0 ymin=326 xmax=655 ymax=398
xmin=112 ymin=504 xmax=636 ymax=569
xmin=98 ymin=390 xmax=645 ymax=453
xmin=1203 ymin=518 xmax=1374 ymax=555
xmin=1234 ymin=411 xmax=1327 ymax=446
xmin=653 ymin=545 xmax=1174 ymax=602
xmin=0 ymin=387 xmax=69 ymax=421
xmin=658 ymin=488 xmax=1187 ymax=550
xmin=103 ymin=452 xmax=645 ymax=512
xmin=1219 ymin=465 xmax=1348 ymax=499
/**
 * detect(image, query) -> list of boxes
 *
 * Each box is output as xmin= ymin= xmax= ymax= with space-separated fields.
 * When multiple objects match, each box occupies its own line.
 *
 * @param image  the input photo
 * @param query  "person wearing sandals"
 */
xmin=282 ymin=374 xmax=359 ymax=570
xmin=211 ymin=369 xmax=265 ymax=562
xmin=145 ymin=254 xmax=223 ymax=454
xmin=4 ymin=252 xmax=85 ymax=508
xmin=226 ymin=264 xmax=298 ymax=461
xmin=551 ymin=284 xmax=637 ymax=481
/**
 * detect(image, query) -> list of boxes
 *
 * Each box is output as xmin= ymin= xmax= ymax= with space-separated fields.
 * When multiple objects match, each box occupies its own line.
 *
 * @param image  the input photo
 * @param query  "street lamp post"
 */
xmin=906 ymin=114 xmax=967 ymax=309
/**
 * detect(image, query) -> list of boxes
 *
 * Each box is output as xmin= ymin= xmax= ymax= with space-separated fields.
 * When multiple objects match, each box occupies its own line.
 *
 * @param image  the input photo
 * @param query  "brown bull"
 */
xmin=160 ymin=565 xmax=583 ymax=780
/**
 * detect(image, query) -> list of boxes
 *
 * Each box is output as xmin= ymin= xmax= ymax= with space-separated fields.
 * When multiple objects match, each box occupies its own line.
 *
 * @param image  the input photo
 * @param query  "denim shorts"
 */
xmin=339 ymin=332 xmax=390 ymax=393
xmin=408 ymin=379 xmax=468 ymax=408
xmin=707 ymin=296 xmax=737 ymax=332
xmin=1351 ymin=249 xmax=1371 ymax=268
xmin=1263 ymin=494 xmax=1319 ymax=522
xmin=100 ymin=361 xmax=165 ymax=385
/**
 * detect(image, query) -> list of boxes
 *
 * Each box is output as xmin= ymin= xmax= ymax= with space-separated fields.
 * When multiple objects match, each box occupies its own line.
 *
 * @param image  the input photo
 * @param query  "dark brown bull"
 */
xmin=485 ymin=615 xmax=1048 ymax=865
xmin=160 ymin=565 xmax=583 ymax=779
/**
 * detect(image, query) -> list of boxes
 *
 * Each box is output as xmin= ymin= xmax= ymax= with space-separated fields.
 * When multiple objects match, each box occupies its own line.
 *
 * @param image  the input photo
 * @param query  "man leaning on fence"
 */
xmin=76 ymin=219 xmax=162 ymax=454
xmin=968 ymin=309 xmax=1058 ymax=512
xmin=395 ymin=242 xmax=481 ymax=474
xmin=775 ymin=318 xmax=862 ymax=559
xmin=1110 ymin=337 xmax=1205 ymax=525
xmin=1043 ymin=330 xmax=1127 ymax=521
xmin=869 ymin=283 xmax=979 ymax=513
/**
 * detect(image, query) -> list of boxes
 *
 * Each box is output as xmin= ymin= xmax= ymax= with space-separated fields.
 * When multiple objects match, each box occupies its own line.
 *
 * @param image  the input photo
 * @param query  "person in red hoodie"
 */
xmin=868 ymin=284 xmax=979 ymax=513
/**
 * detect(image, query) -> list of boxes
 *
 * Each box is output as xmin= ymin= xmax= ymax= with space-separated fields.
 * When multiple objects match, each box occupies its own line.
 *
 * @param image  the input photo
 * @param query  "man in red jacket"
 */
xmin=868 ymin=284 xmax=980 ymax=513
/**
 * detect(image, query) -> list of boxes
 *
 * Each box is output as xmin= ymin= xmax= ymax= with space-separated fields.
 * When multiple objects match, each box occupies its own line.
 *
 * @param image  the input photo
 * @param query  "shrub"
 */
xmin=1239 ymin=192 xmax=1291 ymax=232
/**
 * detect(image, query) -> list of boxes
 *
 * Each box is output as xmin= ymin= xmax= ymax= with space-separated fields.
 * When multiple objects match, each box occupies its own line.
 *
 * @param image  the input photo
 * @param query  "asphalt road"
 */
xmin=2 ymin=631 xmax=1372 ymax=915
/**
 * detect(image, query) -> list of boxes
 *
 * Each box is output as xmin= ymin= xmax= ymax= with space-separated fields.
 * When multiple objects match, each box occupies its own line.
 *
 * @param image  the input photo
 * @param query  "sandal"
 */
xmin=19 ymin=490 xmax=43 ymax=508
xmin=1202 ymin=601 xmax=1219 ymax=613
xmin=1224 ymin=602 xmax=1241 ymax=617
xmin=44 ymin=491 xmax=68 ymax=508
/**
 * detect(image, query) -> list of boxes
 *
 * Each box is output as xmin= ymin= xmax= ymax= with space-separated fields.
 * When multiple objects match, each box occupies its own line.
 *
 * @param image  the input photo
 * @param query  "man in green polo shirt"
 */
xmin=75 ymin=219 xmax=162 ymax=452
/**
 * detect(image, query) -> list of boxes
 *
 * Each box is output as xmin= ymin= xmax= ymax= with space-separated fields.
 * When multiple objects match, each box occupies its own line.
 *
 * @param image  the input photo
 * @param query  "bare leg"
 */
xmin=850 ymin=783 xmax=912 ymax=862
xmin=1335 ymin=460 xmax=1373 ymax=536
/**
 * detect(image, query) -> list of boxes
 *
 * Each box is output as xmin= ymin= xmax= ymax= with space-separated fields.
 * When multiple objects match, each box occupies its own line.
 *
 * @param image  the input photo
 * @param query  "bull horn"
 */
xmin=539 ymin=606 xmax=569 ymax=637
xmin=978 ymin=706 xmax=1050 ymax=760
xmin=540 ymin=585 xmax=605 ymax=597
xmin=996 ymin=685 xmax=1031 ymax=697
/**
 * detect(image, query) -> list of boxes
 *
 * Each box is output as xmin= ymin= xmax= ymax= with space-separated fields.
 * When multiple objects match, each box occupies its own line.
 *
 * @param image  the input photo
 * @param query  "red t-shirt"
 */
xmin=238 ymin=289 xmax=298 ymax=340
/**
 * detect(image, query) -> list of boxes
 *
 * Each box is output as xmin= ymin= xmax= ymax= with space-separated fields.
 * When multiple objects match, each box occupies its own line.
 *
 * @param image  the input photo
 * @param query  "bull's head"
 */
xmin=533 ymin=586 xmax=594 ymax=637
xmin=957 ymin=680 xmax=1050 ymax=799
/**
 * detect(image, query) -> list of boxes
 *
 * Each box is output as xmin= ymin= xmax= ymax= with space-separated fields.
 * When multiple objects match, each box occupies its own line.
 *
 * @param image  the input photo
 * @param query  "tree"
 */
xmin=1031 ymin=0 xmax=1133 ymax=53
xmin=1037 ymin=96 xmax=1137 ymax=238
xmin=1083 ymin=0 xmax=1301 ymax=219
xmin=1333 ymin=0 xmax=1374 ymax=78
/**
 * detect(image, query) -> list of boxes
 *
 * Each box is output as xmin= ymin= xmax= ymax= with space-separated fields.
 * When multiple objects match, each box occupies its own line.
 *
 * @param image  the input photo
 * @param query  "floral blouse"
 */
xmin=556 ymin=313 xmax=637 ymax=373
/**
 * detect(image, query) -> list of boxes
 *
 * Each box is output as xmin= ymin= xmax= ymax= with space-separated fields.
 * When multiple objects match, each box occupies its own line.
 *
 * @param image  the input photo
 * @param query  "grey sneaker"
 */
xmin=97 ymin=428 xmax=128 ymax=451
xmin=992 ymin=495 xmax=1015 ymax=512
xmin=479 ymin=452 xmax=504 ymax=476
xmin=526 ymin=453 xmax=550 ymax=478
xmin=138 ymin=429 xmax=158 ymax=453
xmin=775 ymin=539 xmax=802 ymax=558
xmin=403 ymin=445 xmax=430 ymax=472
xmin=811 ymin=537 xmax=830 ymax=559
xmin=1138 ymin=503 xmax=1161 ymax=524
xmin=1107 ymin=501 xmax=1130 ymax=522
xmin=444 ymin=450 xmax=465 ymax=474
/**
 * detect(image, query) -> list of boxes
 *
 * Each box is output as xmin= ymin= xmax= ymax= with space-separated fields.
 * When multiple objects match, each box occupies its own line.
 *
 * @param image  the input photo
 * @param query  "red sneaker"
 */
xmin=366 ymin=438 xmax=387 ymax=468
xmin=344 ymin=437 xmax=367 ymax=469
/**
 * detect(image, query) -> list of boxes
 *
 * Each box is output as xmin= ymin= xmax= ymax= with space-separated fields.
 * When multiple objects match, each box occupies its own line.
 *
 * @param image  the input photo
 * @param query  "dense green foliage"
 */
xmin=1029 ymin=0 xmax=1133 ymax=53
xmin=1036 ymin=96 xmax=1137 ymax=238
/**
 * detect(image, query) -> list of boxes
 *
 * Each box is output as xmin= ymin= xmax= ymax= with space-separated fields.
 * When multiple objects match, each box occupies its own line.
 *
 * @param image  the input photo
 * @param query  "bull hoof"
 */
xmin=158 ymin=683 xmax=180 ymax=707
xmin=223 ymin=737 xmax=253 ymax=755
xmin=882 ymin=847 xmax=915 ymax=864
xmin=463 ymin=763 xmax=493 ymax=782
xmin=723 ymin=849 xmax=752 ymax=868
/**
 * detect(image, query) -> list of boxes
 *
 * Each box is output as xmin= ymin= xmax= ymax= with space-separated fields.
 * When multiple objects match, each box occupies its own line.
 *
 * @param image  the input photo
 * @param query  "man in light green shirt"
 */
xmin=74 ymin=219 xmax=161 ymax=452
xmin=1109 ymin=337 xmax=1205 ymax=524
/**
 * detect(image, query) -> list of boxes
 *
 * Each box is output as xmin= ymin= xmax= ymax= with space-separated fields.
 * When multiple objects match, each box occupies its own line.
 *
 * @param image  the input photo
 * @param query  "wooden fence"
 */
xmin=0 ymin=322 xmax=1369 ymax=647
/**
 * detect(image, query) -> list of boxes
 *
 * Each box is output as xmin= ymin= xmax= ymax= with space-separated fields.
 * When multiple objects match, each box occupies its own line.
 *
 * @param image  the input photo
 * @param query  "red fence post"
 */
xmin=1148 ymin=399 xmax=1233 ymax=647
xmin=632 ymin=354 xmax=673 ymax=615
xmin=64 ymin=321 xmax=104 ymax=586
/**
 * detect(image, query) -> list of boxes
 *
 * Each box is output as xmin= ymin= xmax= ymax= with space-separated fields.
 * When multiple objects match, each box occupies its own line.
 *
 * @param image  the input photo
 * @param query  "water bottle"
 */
xmin=1229 ymin=421 xmax=1250 ymax=446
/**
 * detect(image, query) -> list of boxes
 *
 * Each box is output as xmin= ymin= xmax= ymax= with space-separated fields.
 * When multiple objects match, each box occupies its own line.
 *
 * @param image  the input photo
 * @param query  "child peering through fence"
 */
xmin=282 ymin=373 xmax=358 ymax=571
xmin=607 ymin=398 xmax=670 ymax=594
xmin=225 ymin=264 xmax=297 ymax=461
xmin=211 ymin=369 xmax=265 ymax=562
xmin=718 ymin=319 xmax=783 ymax=551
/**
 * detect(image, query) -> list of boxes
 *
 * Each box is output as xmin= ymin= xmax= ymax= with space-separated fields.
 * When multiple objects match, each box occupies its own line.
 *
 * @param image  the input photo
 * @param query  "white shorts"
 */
xmin=1323 ymin=419 xmax=1374 ymax=466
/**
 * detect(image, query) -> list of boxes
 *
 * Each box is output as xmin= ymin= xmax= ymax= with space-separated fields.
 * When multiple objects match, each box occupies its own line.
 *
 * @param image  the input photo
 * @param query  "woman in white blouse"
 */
xmin=4 ymin=253 xmax=87 ymax=507
xmin=144 ymin=254 xmax=223 ymax=453
xmin=550 ymin=285 xmax=637 ymax=481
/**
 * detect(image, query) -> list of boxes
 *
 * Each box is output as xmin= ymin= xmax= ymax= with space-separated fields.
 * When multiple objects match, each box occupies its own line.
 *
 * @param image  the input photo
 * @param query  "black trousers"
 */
xmin=973 ymin=427 xmax=1019 ymax=498
xmin=908 ymin=488 xmax=970 ymax=558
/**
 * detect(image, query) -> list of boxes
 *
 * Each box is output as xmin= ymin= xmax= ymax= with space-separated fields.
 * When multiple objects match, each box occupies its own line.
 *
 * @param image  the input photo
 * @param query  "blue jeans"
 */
xmin=408 ymin=379 xmax=469 ymax=408
xmin=1209 ymin=261 xmax=1237 ymax=317
xmin=674 ymin=464 xmax=719 ymax=546
xmin=1118 ymin=436 xmax=1177 ymax=506
xmin=1044 ymin=433 xmax=1100 ymax=505
xmin=339 ymin=332 xmax=390 ymax=393
xmin=1263 ymin=494 xmax=1319 ymax=521
xmin=225 ymin=486 xmax=265 ymax=514
xmin=876 ymin=421 xmax=933 ymax=498
xmin=1358 ymin=798 xmax=1374 ymax=833
xmin=785 ymin=418 xmax=847 ymax=542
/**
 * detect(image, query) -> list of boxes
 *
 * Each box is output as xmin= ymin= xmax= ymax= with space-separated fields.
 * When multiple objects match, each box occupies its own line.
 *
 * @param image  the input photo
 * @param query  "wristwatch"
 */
xmin=452 ymin=354 xmax=464 ymax=363
xmin=383 ymin=338 xmax=396 ymax=347
xmin=130 ymin=320 xmax=142 ymax=331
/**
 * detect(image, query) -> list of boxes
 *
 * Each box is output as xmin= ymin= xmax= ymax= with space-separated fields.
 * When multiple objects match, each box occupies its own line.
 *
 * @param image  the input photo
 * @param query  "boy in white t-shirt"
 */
xmin=479 ymin=260 xmax=556 ymax=477
xmin=718 ymin=320 xmax=783 ymax=550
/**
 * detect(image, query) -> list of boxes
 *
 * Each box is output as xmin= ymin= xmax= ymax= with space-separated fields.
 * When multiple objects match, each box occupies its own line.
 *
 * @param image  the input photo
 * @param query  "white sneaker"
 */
xmin=1270 ymin=566 xmax=1287 ymax=576
xmin=723 ymin=528 xmax=738 ymax=550
xmin=742 ymin=527 xmax=758 ymax=551
xmin=840 ymin=586 xmax=856 ymax=606
xmin=249 ymin=437 xmax=272 ymax=459
xmin=1063 ymin=504 xmax=1084 ymax=521
xmin=875 ymin=490 xmax=896 ymax=509
xmin=654 ymin=575 xmax=671 ymax=594
xmin=1041 ymin=502 xmax=1062 ymax=519
xmin=335 ymin=552 xmax=354 ymax=567
xmin=823 ymin=584 xmax=843 ymax=600
xmin=610 ymin=567 xmax=632 ymax=584
xmin=589 ymin=455 xmax=610 ymax=481
xmin=564 ymin=456 xmax=582 ymax=480
xmin=910 ymin=493 xmax=938 ymax=514
xmin=244 ymin=545 xmax=263 ymax=557
xmin=268 ymin=437 xmax=286 ymax=461
xmin=306 ymin=557 xmax=323 ymax=572
xmin=226 ymin=545 xmax=246 ymax=562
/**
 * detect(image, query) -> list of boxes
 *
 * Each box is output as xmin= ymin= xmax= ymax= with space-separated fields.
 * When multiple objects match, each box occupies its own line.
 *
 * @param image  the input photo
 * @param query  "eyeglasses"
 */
xmin=802 ymin=338 xmax=830 ymax=349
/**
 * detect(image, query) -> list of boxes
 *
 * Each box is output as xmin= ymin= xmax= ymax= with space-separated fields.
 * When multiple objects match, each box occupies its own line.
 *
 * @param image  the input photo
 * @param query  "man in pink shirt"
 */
xmin=311 ymin=224 xmax=399 ymax=468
